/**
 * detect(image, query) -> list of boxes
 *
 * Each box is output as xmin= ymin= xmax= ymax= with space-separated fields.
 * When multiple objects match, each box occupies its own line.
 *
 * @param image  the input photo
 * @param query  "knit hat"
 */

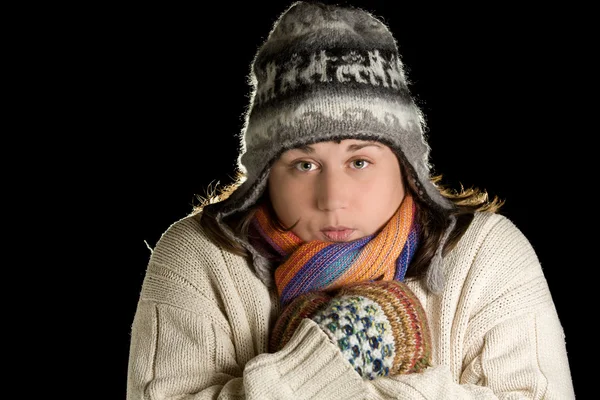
xmin=217 ymin=1 xmax=455 ymax=292
xmin=220 ymin=1 xmax=454 ymax=217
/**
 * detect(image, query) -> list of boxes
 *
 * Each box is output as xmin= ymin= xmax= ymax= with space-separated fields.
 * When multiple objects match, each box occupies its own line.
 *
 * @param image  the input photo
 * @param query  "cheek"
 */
xmin=356 ymin=181 xmax=401 ymax=213
xmin=268 ymin=172 xmax=311 ymax=224
xmin=360 ymin=163 xmax=403 ymax=197
xmin=371 ymin=173 xmax=404 ymax=198
xmin=356 ymin=166 xmax=405 ymax=229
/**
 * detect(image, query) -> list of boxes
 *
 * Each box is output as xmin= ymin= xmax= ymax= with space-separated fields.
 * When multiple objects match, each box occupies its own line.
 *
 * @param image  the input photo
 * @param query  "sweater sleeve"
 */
xmin=366 ymin=313 xmax=573 ymax=400
xmin=356 ymin=215 xmax=575 ymax=400
xmin=127 ymin=300 xmax=367 ymax=399
xmin=455 ymin=214 xmax=575 ymax=399
xmin=126 ymin=216 xmax=368 ymax=399
xmin=362 ymin=214 xmax=576 ymax=399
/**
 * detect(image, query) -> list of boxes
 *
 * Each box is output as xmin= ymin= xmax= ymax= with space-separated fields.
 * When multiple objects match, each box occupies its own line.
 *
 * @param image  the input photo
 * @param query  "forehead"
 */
xmin=286 ymin=139 xmax=385 ymax=154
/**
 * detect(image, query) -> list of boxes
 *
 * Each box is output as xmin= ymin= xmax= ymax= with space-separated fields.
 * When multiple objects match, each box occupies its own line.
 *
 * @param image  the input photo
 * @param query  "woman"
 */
xmin=126 ymin=1 xmax=575 ymax=398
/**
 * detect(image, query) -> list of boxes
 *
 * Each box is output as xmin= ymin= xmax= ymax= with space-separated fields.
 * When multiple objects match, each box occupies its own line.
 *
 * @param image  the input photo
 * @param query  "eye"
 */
xmin=351 ymin=159 xmax=370 ymax=169
xmin=294 ymin=161 xmax=316 ymax=172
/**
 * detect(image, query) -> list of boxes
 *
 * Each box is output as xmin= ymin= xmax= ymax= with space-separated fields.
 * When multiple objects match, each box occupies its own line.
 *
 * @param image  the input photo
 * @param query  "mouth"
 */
xmin=321 ymin=227 xmax=355 ymax=242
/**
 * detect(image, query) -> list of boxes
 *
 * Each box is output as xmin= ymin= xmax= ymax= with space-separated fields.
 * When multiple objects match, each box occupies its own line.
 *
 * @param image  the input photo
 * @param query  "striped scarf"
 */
xmin=249 ymin=195 xmax=419 ymax=306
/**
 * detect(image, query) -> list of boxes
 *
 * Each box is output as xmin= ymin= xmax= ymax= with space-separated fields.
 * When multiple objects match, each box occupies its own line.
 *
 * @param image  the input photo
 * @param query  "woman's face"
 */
xmin=268 ymin=139 xmax=405 ymax=242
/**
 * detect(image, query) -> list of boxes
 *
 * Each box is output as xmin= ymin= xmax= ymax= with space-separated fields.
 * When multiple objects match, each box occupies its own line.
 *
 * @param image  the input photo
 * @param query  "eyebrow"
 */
xmin=347 ymin=142 xmax=383 ymax=151
xmin=294 ymin=142 xmax=383 ymax=154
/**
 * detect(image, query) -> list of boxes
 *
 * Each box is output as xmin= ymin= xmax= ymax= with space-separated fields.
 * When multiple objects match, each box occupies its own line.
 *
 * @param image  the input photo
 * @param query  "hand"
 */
xmin=269 ymin=291 xmax=331 ymax=353
xmin=311 ymin=280 xmax=431 ymax=379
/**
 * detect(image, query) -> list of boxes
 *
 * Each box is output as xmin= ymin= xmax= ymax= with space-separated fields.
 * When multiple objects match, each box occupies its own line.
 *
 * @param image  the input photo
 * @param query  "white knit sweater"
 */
xmin=127 ymin=211 xmax=575 ymax=399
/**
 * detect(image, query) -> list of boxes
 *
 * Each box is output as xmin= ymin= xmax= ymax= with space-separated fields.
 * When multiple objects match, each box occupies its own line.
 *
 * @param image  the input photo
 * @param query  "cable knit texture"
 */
xmin=127 ymin=211 xmax=576 ymax=399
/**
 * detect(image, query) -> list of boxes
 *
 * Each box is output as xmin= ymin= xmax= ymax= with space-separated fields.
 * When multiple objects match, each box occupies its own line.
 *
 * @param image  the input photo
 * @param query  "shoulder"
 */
xmin=145 ymin=212 xmax=251 ymax=294
xmin=138 ymin=212 xmax=262 ymax=310
xmin=449 ymin=211 xmax=542 ymax=282
xmin=464 ymin=211 xmax=534 ymax=253
xmin=149 ymin=212 xmax=221 ymax=267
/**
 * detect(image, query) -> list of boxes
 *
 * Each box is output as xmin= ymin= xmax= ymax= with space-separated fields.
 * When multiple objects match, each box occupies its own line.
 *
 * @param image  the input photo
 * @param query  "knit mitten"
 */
xmin=269 ymin=291 xmax=331 ymax=353
xmin=310 ymin=280 xmax=431 ymax=380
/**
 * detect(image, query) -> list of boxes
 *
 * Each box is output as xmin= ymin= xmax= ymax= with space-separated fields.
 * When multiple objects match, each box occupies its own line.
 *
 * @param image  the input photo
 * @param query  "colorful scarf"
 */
xmin=249 ymin=195 xmax=419 ymax=306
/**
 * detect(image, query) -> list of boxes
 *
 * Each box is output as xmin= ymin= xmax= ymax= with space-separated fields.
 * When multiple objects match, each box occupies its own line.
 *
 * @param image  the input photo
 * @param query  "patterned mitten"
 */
xmin=269 ymin=291 xmax=331 ymax=353
xmin=310 ymin=280 xmax=431 ymax=380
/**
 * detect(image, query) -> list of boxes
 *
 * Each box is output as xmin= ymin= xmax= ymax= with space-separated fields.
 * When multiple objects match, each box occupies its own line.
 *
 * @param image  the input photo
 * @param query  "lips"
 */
xmin=321 ymin=227 xmax=355 ymax=241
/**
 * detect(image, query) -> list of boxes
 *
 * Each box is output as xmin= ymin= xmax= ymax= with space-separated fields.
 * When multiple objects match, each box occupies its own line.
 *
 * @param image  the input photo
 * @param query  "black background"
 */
xmin=87 ymin=1 xmax=586 ymax=397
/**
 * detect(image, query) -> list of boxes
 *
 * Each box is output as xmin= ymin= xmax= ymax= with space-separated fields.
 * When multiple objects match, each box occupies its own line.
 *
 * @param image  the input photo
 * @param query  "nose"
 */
xmin=316 ymin=167 xmax=349 ymax=211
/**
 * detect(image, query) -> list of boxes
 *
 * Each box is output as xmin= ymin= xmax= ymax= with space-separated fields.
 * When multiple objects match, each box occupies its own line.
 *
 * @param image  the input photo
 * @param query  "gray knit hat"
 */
xmin=221 ymin=1 xmax=453 ymax=217
xmin=218 ymin=1 xmax=454 ymax=291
